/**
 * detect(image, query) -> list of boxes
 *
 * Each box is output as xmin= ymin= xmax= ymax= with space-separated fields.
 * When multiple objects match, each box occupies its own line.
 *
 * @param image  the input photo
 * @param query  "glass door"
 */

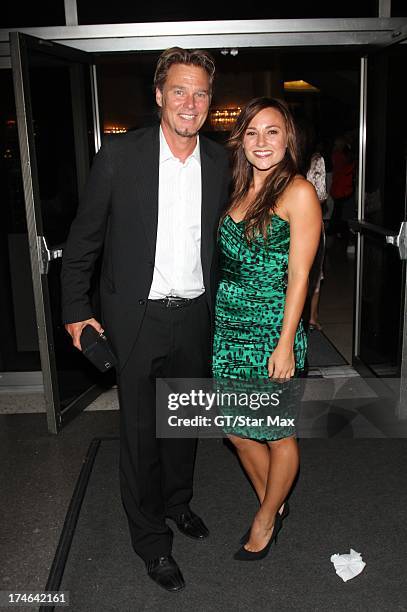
xmin=10 ymin=32 xmax=110 ymax=433
xmin=353 ymin=40 xmax=407 ymax=409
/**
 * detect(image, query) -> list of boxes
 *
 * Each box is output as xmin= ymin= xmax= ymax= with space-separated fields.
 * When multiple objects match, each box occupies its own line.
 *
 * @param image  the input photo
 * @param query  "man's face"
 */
xmin=156 ymin=63 xmax=211 ymax=139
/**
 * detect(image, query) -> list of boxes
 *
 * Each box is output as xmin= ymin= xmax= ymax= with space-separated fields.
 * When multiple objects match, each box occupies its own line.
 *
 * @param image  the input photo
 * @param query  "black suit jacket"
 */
xmin=61 ymin=125 xmax=230 ymax=368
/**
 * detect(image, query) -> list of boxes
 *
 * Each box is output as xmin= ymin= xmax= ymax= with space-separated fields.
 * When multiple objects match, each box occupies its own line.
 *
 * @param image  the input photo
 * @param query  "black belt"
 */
xmin=148 ymin=294 xmax=204 ymax=308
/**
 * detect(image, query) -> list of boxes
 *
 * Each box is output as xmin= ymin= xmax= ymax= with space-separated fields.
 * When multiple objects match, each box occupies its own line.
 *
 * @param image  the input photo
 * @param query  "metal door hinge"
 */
xmin=37 ymin=235 xmax=63 ymax=274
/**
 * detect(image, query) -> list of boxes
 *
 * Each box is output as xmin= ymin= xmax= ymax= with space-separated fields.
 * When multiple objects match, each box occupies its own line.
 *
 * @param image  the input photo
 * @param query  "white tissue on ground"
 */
xmin=330 ymin=549 xmax=366 ymax=582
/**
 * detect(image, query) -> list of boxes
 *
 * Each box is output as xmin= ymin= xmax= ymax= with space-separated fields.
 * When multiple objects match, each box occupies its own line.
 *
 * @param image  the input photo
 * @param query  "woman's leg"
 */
xmin=228 ymin=434 xmax=288 ymax=512
xmin=228 ymin=434 xmax=269 ymax=500
xmin=244 ymin=435 xmax=299 ymax=552
xmin=309 ymin=289 xmax=322 ymax=329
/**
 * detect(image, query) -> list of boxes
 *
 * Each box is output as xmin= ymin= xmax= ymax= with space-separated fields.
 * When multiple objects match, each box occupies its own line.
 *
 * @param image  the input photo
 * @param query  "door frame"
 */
xmin=1 ymin=18 xmax=407 ymax=65
xmin=353 ymin=37 xmax=407 ymax=415
xmin=10 ymin=32 xmax=103 ymax=432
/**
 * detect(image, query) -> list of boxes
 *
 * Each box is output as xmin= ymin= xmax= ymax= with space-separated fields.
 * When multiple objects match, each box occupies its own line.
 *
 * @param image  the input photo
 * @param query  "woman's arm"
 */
xmin=268 ymin=178 xmax=322 ymax=378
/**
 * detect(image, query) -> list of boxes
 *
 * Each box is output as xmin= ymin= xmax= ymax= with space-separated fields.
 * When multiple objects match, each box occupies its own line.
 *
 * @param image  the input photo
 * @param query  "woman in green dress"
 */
xmin=212 ymin=97 xmax=321 ymax=560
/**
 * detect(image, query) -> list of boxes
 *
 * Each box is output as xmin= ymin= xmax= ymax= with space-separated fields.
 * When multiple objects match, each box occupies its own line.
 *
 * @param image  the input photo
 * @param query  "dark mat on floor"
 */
xmin=54 ymin=437 xmax=407 ymax=611
xmin=307 ymin=330 xmax=348 ymax=367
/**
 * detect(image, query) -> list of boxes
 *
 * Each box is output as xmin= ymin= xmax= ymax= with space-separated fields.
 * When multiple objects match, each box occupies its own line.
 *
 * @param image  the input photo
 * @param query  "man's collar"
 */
xmin=159 ymin=126 xmax=200 ymax=164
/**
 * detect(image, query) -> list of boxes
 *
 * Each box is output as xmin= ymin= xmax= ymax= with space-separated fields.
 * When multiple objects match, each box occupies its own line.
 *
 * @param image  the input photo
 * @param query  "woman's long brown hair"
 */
xmin=224 ymin=97 xmax=300 ymax=242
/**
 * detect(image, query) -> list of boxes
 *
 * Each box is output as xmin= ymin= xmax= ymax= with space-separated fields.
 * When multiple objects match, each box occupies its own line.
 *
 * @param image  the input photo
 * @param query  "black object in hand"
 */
xmin=80 ymin=325 xmax=117 ymax=372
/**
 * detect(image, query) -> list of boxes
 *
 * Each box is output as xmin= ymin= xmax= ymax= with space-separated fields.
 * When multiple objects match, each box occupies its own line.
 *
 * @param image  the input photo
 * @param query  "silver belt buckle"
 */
xmin=165 ymin=296 xmax=187 ymax=308
xmin=164 ymin=296 xmax=178 ymax=307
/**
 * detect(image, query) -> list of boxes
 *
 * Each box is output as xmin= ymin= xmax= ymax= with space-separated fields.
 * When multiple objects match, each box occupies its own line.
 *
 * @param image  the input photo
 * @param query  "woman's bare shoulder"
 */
xmin=276 ymin=175 xmax=318 ymax=217
xmin=288 ymin=174 xmax=318 ymax=196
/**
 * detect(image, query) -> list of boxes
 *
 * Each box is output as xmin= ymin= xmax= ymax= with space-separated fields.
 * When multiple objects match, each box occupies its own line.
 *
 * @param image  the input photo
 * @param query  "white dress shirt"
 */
xmin=148 ymin=127 xmax=205 ymax=300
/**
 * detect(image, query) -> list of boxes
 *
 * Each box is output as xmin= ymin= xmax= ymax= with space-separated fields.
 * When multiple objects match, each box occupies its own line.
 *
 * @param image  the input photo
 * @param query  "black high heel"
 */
xmin=233 ymin=512 xmax=283 ymax=561
xmin=239 ymin=501 xmax=289 ymax=545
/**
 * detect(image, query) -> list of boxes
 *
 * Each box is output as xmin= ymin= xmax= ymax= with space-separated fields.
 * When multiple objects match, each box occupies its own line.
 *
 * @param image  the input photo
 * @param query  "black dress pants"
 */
xmin=327 ymin=195 xmax=352 ymax=240
xmin=117 ymin=294 xmax=211 ymax=561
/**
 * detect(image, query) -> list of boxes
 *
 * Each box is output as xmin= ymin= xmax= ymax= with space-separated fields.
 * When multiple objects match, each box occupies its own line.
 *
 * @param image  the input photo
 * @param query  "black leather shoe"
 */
xmin=146 ymin=555 xmax=185 ymax=592
xmin=171 ymin=511 xmax=209 ymax=539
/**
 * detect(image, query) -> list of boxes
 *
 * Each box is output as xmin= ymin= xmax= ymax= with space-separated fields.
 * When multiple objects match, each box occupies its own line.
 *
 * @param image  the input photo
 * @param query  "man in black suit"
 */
xmin=61 ymin=48 xmax=229 ymax=592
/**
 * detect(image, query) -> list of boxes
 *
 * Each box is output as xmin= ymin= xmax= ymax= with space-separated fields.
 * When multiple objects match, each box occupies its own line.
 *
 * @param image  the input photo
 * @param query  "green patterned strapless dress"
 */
xmin=212 ymin=214 xmax=307 ymax=440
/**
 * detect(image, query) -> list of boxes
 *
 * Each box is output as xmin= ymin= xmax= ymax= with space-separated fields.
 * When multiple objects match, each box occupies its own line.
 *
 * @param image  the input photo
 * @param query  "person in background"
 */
xmin=297 ymin=121 xmax=328 ymax=331
xmin=327 ymin=135 xmax=355 ymax=242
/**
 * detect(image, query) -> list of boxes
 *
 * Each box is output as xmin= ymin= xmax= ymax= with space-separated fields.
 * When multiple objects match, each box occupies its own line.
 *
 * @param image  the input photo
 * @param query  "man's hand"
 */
xmin=65 ymin=318 xmax=104 ymax=351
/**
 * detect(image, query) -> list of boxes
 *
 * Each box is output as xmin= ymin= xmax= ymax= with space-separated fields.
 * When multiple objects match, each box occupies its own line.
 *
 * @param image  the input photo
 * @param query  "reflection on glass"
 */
xmin=360 ymin=236 xmax=404 ymax=377
xmin=359 ymin=43 xmax=407 ymax=378
xmin=26 ymin=49 xmax=110 ymax=409
xmin=0 ymin=70 xmax=40 ymax=371
xmin=364 ymin=45 xmax=407 ymax=230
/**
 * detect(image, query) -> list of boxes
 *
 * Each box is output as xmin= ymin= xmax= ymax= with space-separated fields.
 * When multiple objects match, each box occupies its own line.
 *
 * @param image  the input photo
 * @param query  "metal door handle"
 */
xmin=385 ymin=222 xmax=407 ymax=260
xmin=37 ymin=235 xmax=64 ymax=274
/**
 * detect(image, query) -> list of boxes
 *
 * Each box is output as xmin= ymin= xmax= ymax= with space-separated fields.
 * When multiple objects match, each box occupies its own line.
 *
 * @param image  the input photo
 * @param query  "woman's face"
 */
xmin=242 ymin=107 xmax=288 ymax=175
